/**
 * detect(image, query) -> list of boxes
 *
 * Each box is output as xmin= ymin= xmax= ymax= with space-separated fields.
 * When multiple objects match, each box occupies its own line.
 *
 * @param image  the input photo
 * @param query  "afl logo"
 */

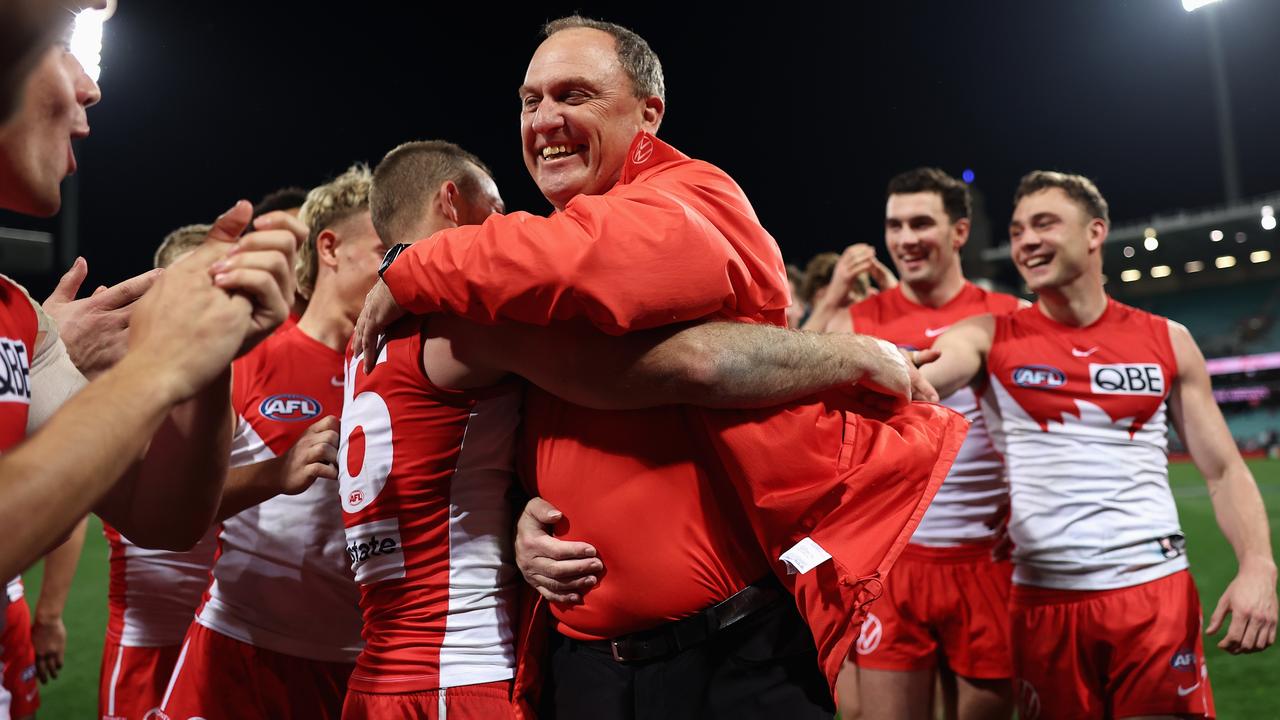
xmin=259 ymin=394 xmax=322 ymax=422
xmin=1012 ymin=365 xmax=1066 ymax=388
xmin=632 ymin=135 xmax=654 ymax=165
xmin=855 ymin=612 xmax=883 ymax=655
xmin=1170 ymin=648 xmax=1197 ymax=672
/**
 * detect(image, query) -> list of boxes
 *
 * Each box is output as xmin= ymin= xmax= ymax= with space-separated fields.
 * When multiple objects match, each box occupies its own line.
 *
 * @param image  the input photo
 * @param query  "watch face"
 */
xmin=379 ymin=243 xmax=407 ymax=277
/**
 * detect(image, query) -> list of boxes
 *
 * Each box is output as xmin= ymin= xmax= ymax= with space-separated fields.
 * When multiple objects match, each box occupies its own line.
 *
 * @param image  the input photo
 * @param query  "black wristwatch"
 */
xmin=379 ymin=243 xmax=410 ymax=279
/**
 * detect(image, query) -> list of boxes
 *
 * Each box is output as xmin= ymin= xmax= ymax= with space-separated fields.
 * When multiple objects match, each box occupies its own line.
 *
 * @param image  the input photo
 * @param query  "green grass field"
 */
xmin=20 ymin=460 xmax=1280 ymax=718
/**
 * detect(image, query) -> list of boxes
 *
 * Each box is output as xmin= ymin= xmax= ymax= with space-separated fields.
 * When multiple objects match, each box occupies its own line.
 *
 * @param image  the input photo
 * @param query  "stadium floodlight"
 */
xmin=1215 ymin=255 xmax=1237 ymax=268
xmin=1185 ymin=260 xmax=1206 ymax=273
xmin=1150 ymin=265 xmax=1173 ymax=278
xmin=1251 ymin=250 xmax=1271 ymax=264
xmin=1264 ymin=216 xmax=1278 ymax=231
xmin=1143 ymin=227 xmax=1158 ymax=239
xmin=1120 ymin=269 xmax=1142 ymax=282
xmin=1210 ymin=229 xmax=1224 ymax=242
xmin=1264 ymin=205 xmax=1276 ymax=217
xmin=1144 ymin=237 xmax=1159 ymax=251
xmin=1183 ymin=0 xmax=1224 ymax=11
xmin=70 ymin=6 xmax=109 ymax=82
xmin=1123 ymin=245 xmax=1135 ymax=258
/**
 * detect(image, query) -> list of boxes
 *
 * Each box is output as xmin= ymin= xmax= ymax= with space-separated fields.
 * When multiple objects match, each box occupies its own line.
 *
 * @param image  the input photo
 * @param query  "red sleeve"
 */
xmin=381 ymin=155 xmax=789 ymax=334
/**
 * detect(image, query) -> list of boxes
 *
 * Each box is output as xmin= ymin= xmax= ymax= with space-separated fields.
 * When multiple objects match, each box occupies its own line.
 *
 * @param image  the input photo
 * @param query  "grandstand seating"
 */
xmin=1130 ymin=279 xmax=1280 ymax=357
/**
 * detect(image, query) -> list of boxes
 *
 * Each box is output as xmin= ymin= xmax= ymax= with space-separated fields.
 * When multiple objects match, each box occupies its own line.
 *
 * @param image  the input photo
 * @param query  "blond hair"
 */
xmin=154 ymin=223 xmax=211 ymax=269
xmin=297 ymin=164 xmax=373 ymax=298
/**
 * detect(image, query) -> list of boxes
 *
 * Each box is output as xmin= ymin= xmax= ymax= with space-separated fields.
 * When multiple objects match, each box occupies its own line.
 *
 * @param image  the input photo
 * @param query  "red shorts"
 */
xmin=98 ymin=637 xmax=182 ymax=720
xmin=156 ymin=623 xmax=353 ymax=720
xmin=851 ymin=541 xmax=1012 ymax=679
xmin=1010 ymin=570 xmax=1215 ymax=720
xmin=342 ymin=681 xmax=515 ymax=720
xmin=1 ymin=598 xmax=39 ymax=719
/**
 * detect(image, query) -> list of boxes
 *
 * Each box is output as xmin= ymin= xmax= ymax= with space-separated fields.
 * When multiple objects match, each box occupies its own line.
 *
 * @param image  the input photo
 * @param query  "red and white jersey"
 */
xmin=0 ymin=275 xmax=38 ymax=453
xmin=985 ymin=299 xmax=1186 ymax=590
xmin=338 ymin=318 xmax=521 ymax=693
xmin=102 ymin=523 xmax=217 ymax=647
xmin=194 ymin=325 xmax=363 ymax=663
xmin=851 ymin=283 xmax=1021 ymax=545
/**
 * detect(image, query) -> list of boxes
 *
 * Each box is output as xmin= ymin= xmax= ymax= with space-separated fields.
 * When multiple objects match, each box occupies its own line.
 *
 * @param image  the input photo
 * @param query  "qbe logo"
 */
xmin=0 ymin=337 xmax=31 ymax=404
xmin=1089 ymin=363 xmax=1164 ymax=397
xmin=1011 ymin=365 xmax=1066 ymax=389
xmin=856 ymin=612 xmax=883 ymax=655
xmin=259 ymin=393 xmax=322 ymax=422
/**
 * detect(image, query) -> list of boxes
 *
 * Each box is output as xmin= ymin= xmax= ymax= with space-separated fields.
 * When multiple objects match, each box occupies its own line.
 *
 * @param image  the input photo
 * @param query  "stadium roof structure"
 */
xmin=982 ymin=191 xmax=1280 ymax=299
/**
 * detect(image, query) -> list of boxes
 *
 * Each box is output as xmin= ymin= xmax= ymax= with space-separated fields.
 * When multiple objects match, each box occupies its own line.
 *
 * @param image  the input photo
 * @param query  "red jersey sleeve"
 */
xmin=380 ymin=133 xmax=790 ymax=333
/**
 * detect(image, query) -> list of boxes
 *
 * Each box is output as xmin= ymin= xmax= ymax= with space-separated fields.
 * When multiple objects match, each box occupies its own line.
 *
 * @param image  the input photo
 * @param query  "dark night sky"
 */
xmin=6 ymin=0 xmax=1280 ymax=295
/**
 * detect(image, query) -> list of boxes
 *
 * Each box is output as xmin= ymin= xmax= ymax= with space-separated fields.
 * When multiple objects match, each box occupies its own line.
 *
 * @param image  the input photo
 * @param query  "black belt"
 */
xmin=581 ymin=577 xmax=783 ymax=663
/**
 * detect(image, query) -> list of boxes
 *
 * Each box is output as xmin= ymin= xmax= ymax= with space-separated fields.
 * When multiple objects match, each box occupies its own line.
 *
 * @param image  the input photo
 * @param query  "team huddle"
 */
xmin=0 ymin=6 xmax=1276 ymax=720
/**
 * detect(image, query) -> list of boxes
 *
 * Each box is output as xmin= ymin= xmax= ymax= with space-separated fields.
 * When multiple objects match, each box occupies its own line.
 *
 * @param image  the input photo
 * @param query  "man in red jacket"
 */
xmin=356 ymin=16 xmax=965 ymax=719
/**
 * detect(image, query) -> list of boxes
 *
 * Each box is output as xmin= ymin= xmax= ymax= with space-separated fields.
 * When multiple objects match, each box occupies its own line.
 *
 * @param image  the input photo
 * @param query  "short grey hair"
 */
xmin=543 ymin=16 xmax=665 ymax=102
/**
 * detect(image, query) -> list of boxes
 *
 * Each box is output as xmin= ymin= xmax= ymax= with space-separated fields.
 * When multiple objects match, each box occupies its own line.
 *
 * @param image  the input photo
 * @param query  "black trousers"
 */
xmin=538 ymin=597 xmax=835 ymax=720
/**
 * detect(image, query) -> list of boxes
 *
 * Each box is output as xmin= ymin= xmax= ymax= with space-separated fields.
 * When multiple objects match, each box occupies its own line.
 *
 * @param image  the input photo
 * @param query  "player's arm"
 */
xmin=1166 ymin=320 xmax=1278 ymax=654
xmin=437 ymin=315 xmax=932 ymax=410
xmin=30 ymin=516 xmax=86 ymax=684
xmin=920 ymin=314 xmax=995 ymax=400
xmin=801 ymin=244 xmax=875 ymax=332
xmin=95 ymin=203 xmax=300 ymax=551
xmin=213 ymin=416 xmax=340 ymax=522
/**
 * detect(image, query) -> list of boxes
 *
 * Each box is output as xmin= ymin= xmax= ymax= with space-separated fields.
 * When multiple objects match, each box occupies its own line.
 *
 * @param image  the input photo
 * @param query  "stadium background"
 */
xmin=4 ymin=0 xmax=1280 ymax=716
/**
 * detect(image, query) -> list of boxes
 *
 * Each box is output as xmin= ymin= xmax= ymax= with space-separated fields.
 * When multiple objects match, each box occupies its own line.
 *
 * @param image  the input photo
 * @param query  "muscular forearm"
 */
xmin=1208 ymin=461 xmax=1277 ymax=573
xmin=0 ymin=353 xmax=182 ymax=579
xmin=97 ymin=368 xmax=233 ymax=550
xmin=655 ymin=323 xmax=881 ymax=408
xmin=34 ymin=516 xmax=86 ymax=624
xmin=215 ymin=457 xmax=286 ymax=522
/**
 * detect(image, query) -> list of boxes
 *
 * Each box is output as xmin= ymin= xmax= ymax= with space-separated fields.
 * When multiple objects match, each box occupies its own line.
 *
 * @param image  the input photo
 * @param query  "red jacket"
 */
xmin=382 ymin=133 xmax=965 ymax=701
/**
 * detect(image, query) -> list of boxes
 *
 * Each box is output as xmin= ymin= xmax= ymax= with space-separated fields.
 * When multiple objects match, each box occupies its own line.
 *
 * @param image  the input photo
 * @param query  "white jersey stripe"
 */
xmin=438 ymin=394 xmax=519 ymax=688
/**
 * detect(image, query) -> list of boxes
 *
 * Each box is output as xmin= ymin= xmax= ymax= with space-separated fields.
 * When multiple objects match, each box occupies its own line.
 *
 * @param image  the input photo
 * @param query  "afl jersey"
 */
xmin=851 ymin=283 xmax=1020 ymax=545
xmin=0 ymin=276 xmax=37 ymax=453
xmin=985 ymin=300 xmax=1186 ymax=590
xmin=338 ymin=317 xmax=521 ymax=693
xmin=195 ymin=325 xmax=363 ymax=662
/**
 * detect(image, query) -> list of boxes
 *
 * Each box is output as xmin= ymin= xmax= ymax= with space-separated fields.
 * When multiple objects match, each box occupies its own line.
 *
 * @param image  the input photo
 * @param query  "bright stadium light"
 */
xmin=1185 ymin=260 xmax=1206 ymax=273
xmin=1215 ymin=255 xmax=1237 ymax=268
xmin=1144 ymin=236 xmax=1159 ymax=251
xmin=1120 ymin=269 xmax=1142 ymax=283
xmin=1210 ymin=229 xmax=1224 ymax=242
xmin=1150 ymin=265 xmax=1173 ymax=278
xmin=1264 ymin=205 xmax=1276 ymax=217
xmin=70 ymin=7 xmax=109 ymax=82
xmin=1264 ymin=216 xmax=1278 ymax=231
xmin=1251 ymin=250 xmax=1272 ymax=264
xmin=1143 ymin=227 xmax=1158 ymax=239
xmin=1183 ymin=0 xmax=1224 ymax=11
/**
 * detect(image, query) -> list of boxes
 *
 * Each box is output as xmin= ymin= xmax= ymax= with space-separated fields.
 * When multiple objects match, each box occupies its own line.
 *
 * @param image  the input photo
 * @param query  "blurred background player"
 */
xmin=100 ymin=221 xmax=328 ymax=720
xmin=158 ymin=166 xmax=380 ymax=720
xmin=825 ymin=168 xmax=1021 ymax=720
xmin=924 ymin=171 xmax=1277 ymax=719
